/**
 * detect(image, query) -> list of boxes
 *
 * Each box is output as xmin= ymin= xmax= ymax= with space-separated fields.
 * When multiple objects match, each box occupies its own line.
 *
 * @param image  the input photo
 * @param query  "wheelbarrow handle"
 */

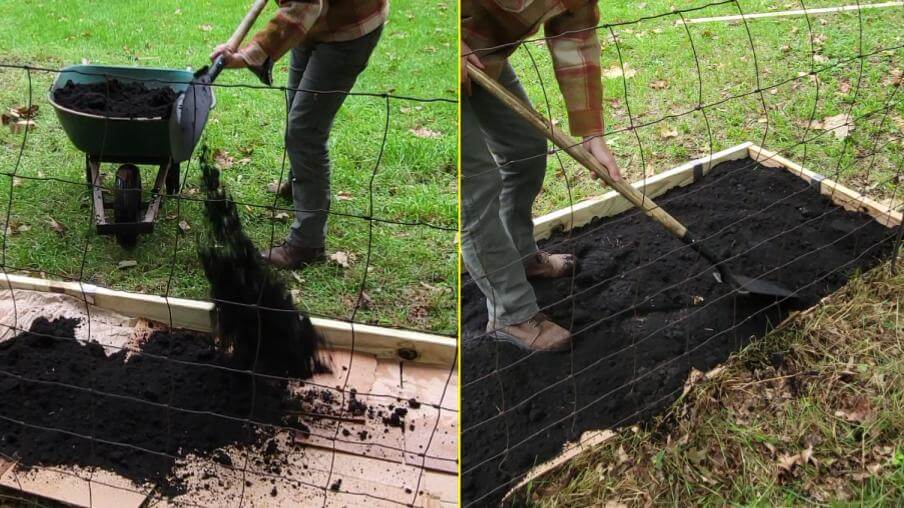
xmin=466 ymin=62 xmax=694 ymax=244
xmin=209 ymin=0 xmax=270 ymax=82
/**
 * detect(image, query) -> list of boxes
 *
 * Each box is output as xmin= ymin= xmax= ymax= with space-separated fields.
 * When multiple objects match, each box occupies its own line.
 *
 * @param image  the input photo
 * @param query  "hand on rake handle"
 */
xmin=461 ymin=41 xmax=484 ymax=96
xmin=210 ymin=44 xmax=249 ymax=69
xmin=582 ymin=136 xmax=622 ymax=183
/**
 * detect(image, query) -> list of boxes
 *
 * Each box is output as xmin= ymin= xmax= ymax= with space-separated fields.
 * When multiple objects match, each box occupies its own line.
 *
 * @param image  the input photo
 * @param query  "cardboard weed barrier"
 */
xmin=0 ymin=281 xmax=457 ymax=507
xmin=460 ymin=143 xmax=900 ymax=506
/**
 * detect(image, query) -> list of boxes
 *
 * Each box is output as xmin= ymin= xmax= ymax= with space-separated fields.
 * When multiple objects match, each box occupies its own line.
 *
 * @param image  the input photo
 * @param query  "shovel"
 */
xmin=467 ymin=63 xmax=794 ymax=299
xmin=170 ymin=0 xmax=271 ymax=162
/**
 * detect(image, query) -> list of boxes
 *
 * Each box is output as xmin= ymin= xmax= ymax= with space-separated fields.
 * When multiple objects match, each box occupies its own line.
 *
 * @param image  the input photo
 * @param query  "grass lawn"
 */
xmin=507 ymin=0 xmax=902 ymax=217
xmin=0 ymin=0 xmax=458 ymax=334
xmin=500 ymin=0 xmax=902 ymax=504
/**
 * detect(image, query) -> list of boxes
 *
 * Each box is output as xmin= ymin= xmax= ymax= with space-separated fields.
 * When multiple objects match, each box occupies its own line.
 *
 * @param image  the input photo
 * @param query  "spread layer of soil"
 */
xmin=0 ymin=317 xmax=420 ymax=497
xmin=460 ymin=158 xmax=898 ymax=506
xmin=0 ymin=317 xmax=292 ymax=495
xmin=53 ymin=79 xmax=177 ymax=118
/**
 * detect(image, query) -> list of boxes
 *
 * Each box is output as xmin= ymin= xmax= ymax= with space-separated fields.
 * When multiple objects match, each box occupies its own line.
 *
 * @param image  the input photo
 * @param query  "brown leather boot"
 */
xmin=524 ymin=251 xmax=576 ymax=279
xmin=260 ymin=242 xmax=325 ymax=269
xmin=267 ymin=180 xmax=293 ymax=200
xmin=486 ymin=312 xmax=571 ymax=352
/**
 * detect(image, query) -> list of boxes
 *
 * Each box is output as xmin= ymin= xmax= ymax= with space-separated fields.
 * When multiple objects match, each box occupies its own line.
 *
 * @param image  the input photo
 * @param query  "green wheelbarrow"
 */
xmin=49 ymin=64 xmax=216 ymax=248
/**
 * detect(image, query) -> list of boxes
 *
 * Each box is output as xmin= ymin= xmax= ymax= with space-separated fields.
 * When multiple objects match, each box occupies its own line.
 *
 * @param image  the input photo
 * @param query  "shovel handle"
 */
xmin=466 ymin=62 xmax=692 ymax=242
xmin=226 ymin=0 xmax=270 ymax=52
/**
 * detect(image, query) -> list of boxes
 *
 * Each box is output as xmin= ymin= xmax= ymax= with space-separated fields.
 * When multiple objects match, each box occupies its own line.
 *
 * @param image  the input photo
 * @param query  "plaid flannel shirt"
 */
xmin=243 ymin=0 xmax=388 ymax=68
xmin=462 ymin=0 xmax=603 ymax=136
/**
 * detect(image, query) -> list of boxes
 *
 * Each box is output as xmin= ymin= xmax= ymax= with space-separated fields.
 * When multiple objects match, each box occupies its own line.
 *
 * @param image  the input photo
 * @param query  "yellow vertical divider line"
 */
xmin=455 ymin=0 xmax=464 ymax=502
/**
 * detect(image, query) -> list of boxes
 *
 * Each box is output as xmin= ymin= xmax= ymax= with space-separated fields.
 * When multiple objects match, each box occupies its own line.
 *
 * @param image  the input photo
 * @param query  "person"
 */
xmin=461 ymin=0 xmax=622 ymax=352
xmin=211 ymin=0 xmax=388 ymax=269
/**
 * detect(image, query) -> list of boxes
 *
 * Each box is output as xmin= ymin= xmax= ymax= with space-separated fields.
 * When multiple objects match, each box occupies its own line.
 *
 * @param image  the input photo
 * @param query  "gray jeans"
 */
xmin=284 ymin=26 xmax=383 ymax=248
xmin=461 ymin=63 xmax=547 ymax=326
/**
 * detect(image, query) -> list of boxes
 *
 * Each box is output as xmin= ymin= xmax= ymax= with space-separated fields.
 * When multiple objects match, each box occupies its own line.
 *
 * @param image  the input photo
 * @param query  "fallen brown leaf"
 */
xmin=835 ymin=396 xmax=873 ymax=423
xmin=13 ymin=105 xmax=38 ymax=119
xmin=659 ymin=124 xmax=679 ymax=140
xmin=9 ymin=120 xmax=35 ymax=134
xmin=410 ymin=127 xmax=442 ymax=139
xmin=838 ymin=79 xmax=852 ymax=94
xmin=649 ymin=79 xmax=669 ymax=90
xmin=616 ymin=445 xmax=630 ymax=465
xmin=602 ymin=63 xmax=637 ymax=80
xmin=48 ymin=217 xmax=66 ymax=236
xmin=801 ymin=113 xmax=853 ymax=140
xmin=777 ymin=452 xmax=798 ymax=472
xmin=329 ymin=251 xmax=351 ymax=268
xmin=213 ymin=149 xmax=234 ymax=170
xmin=821 ymin=113 xmax=854 ymax=140
xmin=683 ymin=368 xmax=705 ymax=396
xmin=357 ymin=291 xmax=373 ymax=310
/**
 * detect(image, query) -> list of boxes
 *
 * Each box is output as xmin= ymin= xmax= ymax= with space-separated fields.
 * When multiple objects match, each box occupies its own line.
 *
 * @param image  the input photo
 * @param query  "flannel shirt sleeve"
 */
xmin=243 ymin=0 xmax=324 ymax=69
xmin=544 ymin=2 xmax=604 ymax=137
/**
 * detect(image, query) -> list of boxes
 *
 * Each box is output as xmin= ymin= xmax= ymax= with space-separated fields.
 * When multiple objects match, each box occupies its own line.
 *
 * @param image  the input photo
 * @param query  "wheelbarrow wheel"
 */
xmin=165 ymin=161 xmax=180 ymax=195
xmin=114 ymin=164 xmax=142 ymax=249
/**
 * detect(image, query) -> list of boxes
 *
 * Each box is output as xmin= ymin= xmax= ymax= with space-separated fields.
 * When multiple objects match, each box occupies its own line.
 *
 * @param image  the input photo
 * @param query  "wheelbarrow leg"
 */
xmin=85 ymin=154 xmax=98 ymax=191
xmin=113 ymin=164 xmax=142 ymax=249
xmin=85 ymin=155 xmax=107 ymax=228
xmin=165 ymin=160 xmax=180 ymax=195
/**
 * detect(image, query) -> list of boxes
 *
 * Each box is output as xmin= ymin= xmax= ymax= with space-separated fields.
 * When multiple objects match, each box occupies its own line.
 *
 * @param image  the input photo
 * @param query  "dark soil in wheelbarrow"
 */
xmin=53 ymin=79 xmax=177 ymax=118
xmin=460 ymin=158 xmax=899 ymax=506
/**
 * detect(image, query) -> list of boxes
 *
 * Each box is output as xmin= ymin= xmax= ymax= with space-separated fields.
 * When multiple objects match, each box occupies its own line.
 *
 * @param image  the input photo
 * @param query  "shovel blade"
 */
xmin=732 ymin=274 xmax=796 ymax=299
xmin=169 ymin=74 xmax=214 ymax=163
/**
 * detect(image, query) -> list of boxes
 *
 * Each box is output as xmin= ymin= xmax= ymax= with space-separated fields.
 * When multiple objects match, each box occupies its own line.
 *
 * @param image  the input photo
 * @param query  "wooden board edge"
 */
xmin=748 ymin=145 xmax=902 ymax=228
xmin=0 ymin=463 xmax=152 ymax=508
xmin=500 ymin=430 xmax=616 ymax=505
xmin=532 ymin=142 xmax=753 ymax=240
xmin=0 ymin=273 xmax=456 ymax=367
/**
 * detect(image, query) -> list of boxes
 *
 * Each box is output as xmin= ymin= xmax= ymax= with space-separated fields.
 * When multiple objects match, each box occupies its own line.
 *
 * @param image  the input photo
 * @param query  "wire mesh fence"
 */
xmin=460 ymin=1 xmax=901 ymax=505
xmin=0 ymin=5 xmax=458 ymax=505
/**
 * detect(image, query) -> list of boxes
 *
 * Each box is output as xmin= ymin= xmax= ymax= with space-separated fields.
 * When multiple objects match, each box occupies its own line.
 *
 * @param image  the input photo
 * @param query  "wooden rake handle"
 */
xmin=225 ymin=0 xmax=270 ymax=52
xmin=466 ymin=62 xmax=690 ymax=241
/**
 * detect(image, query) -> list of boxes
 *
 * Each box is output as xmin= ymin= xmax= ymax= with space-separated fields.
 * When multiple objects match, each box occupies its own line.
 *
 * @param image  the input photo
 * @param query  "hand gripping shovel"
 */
xmin=467 ymin=63 xmax=794 ymax=299
xmin=170 ymin=0 xmax=270 ymax=162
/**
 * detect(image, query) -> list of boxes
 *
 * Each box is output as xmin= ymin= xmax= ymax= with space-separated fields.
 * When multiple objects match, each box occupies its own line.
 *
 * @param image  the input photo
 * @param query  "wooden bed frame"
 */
xmin=0 ymin=273 xmax=457 ymax=367
xmin=500 ymin=142 xmax=901 ymax=504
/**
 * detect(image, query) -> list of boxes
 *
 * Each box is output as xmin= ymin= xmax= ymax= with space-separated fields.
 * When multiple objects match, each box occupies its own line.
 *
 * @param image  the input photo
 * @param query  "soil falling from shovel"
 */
xmin=198 ymin=148 xmax=323 ymax=379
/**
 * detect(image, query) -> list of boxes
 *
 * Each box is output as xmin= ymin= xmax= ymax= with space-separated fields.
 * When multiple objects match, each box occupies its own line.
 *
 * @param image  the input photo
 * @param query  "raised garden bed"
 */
xmin=460 ymin=143 xmax=901 ymax=506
